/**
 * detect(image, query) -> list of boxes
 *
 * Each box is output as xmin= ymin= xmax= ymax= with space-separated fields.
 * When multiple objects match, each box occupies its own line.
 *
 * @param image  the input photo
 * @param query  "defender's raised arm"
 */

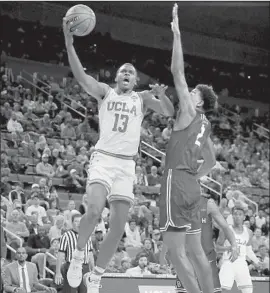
xmin=171 ymin=4 xmax=196 ymax=119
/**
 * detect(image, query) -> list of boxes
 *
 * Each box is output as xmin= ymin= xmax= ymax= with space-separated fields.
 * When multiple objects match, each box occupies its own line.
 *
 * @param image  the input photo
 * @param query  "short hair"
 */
xmin=117 ymin=63 xmax=137 ymax=76
xmin=129 ymin=218 xmax=137 ymax=225
xmin=196 ymin=84 xmax=218 ymax=112
xmin=137 ymin=253 xmax=149 ymax=261
xmin=71 ymin=213 xmax=82 ymax=223
xmin=143 ymin=238 xmax=152 ymax=245
xmin=232 ymin=206 xmax=246 ymax=214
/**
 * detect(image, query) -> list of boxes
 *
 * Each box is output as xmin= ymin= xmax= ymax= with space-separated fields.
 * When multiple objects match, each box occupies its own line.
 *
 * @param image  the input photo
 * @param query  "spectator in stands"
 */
xmin=147 ymin=166 xmax=161 ymax=187
xmin=154 ymin=241 xmax=168 ymax=265
xmin=6 ymin=200 xmax=24 ymax=223
xmin=161 ymin=118 xmax=173 ymax=141
xmin=61 ymin=138 xmax=76 ymax=160
xmin=25 ymin=195 xmax=47 ymax=226
xmin=58 ymin=104 xmax=69 ymax=120
xmin=145 ymin=157 xmax=154 ymax=174
xmin=261 ymin=215 xmax=269 ymax=236
xmin=76 ymin=133 xmax=89 ymax=149
xmin=22 ymin=91 xmax=35 ymax=111
xmin=153 ymin=215 xmax=160 ymax=228
xmin=35 ymin=135 xmax=48 ymax=158
xmin=3 ymin=247 xmax=57 ymax=293
xmin=78 ymin=194 xmax=88 ymax=215
xmin=63 ymin=200 xmax=76 ymax=230
xmin=26 ymin=225 xmax=50 ymax=259
xmin=13 ymin=103 xmax=24 ymax=122
xmin=37 ymin=113 xmax=54 ymax=136
xmin=118 ymin=257 xmax=131 ymax=273
xmin=54 ymin=158 xmax=69 ymax=178
xmin=125 ymin=219 xmax=142 ymax=248
xmin=47 ymin=199 xmax=60 ymax=224
xmin=113 ymin=238 xmax=129 ymax=269
xmin=126 ymin=253 xmax=152 ymax=276
xmin=32 ymin=94 xmax=46 ymax=114
xmin=152 ymin=228 xmax=162 ymax=253
xmin=6 ymin=209 xmax=29 ymax=260
xmin=256 ymin=244 xmax=270 ymax=276
xmin=256 ymin=210 xmax=266 ymax=228
xmin=36 ymin=153 xmax=55 ymax=178
xmin=8 ymin=155 xmax=29 ymax=174
xmin=76 ymin=115 xmax=93 ymax=139
xmin=21 ymin=133 xmax=39 ymax=157
xmin=249 ymin=216 xmax=256 ymax=232
xmin=135 ymin=238 xmax=156 ymax=264
xmin=66 ymin=169 xmax=85 ymax=193
xmin=27 ymin=212 xmax=40 ymax=235
xmin=8 ymin=182 xmax=26 ymax=205
xmin=7 ymin=111 xmax=23 ymax=134
xmin=1 ymin=102 xmax=12 ymax=124
xmin=92 ymin=229 xmax=104 ymax=262
xmin=251 ymin=228 xmax=267 ymax=252
xmin=134 ymin=165 xmax=148 ymax=186
xmin=48 ymin=215 xmax=64 ymax=240
xmin=77 ymin=146 xmax=89 ymax=165
xmin=61 ymin=120 xmax=76 ymax=140
xmin=44 ymin=95 xmax=58 ymax=117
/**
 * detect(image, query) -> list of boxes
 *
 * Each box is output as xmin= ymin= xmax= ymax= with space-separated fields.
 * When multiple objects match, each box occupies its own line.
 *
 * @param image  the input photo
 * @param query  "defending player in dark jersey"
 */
xmin=160 ymin=4 xmax=219 ymax=293
xmin=174 ymin=195 xmax=239 ymax=293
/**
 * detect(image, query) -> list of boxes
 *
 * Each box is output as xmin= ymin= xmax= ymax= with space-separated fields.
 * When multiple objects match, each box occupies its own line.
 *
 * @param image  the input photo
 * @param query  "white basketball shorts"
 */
xmin=87 ymin=151 xmax=136 ymax=205
xmin=219 ymin=259 xmax=253 ymax=291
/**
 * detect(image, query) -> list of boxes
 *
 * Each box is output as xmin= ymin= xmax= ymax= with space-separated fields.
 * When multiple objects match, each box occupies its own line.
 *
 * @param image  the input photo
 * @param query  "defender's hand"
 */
xmin=63 ymin=17 xmax=74 ymax=47
xmin=149 ymin=84 xmax=168 ymax=97
xmin=230 ymin=245 xmax=239 ymax=263
xmin=171 ymin=3 xmax=180 ymax=36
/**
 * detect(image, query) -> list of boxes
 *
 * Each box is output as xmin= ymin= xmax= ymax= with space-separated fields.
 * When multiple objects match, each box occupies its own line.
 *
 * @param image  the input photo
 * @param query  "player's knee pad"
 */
xmin=241 ymin=288 xmax=253 ymax=293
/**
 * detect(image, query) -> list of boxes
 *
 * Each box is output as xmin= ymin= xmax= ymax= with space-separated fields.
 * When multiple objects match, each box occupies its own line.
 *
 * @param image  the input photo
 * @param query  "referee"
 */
xmin=55 ymin=213 xmax=94 ymax=293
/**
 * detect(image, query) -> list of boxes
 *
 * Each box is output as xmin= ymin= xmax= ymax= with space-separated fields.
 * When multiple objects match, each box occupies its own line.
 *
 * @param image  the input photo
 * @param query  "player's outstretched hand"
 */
xmin=230 ymin=245 xmax=239 ymax=263
xmin=171 ymin=3 xmax=180 ymax=36
xmin=62 ymin=17 xmax=74 ymax=47
xmin=149 ymin=83 xmax=168 ymax=97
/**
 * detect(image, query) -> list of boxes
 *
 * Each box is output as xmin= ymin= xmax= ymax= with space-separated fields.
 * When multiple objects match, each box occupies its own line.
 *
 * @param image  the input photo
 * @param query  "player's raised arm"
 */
xmin=208 ymin=199 xmax=239 ymax=262
xmin=140 ymin=84 xmax=174 ymax=117
xmin=63 ymin=18 xmax=110 ymax=101
xmin=171 ymin=4 xmax=196 ymax=119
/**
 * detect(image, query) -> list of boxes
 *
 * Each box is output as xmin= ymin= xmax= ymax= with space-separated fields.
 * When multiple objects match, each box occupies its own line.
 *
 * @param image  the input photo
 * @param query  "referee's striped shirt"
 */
xmin=59 ymin=230 xmax=93 ymax=264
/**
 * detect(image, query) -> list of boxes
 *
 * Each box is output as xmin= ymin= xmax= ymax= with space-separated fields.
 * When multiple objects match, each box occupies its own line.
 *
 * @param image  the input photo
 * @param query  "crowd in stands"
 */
xmin=0 ymin=12 xmax=269 ymax=291
xmin=1 ymin=13 xmax=269 ymax=103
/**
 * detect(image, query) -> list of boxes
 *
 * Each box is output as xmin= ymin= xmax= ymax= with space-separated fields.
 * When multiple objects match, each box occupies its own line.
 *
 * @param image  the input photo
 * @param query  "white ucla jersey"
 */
xmin=95 ymin=88 xmax=144 ymax=156
xmin=223 ymin=225 xmax=249 ymax=261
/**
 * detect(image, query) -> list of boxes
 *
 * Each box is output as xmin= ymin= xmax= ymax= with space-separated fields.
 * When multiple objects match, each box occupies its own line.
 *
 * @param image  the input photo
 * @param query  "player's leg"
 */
xmin=84 ymin=199 xmax=131 ymax=291
xmin=209 ymin=260 xmax=222 ymax=293
xmin=76 ymin=182 xmax=108 ymax=251
xmin=67 ymin=153 xmax=112 ymax=288
xmin=219 ymin=260 xmax=235 ymax=291
xmin=186 ymin=231 xmax=214 ymax=293
xmin=235 ymin=261 xmax=253 ymax=293
xmin=163 ymin=229 xmax=201 ymax=293
xmin=67 ymin=182 xmax=108 ymax=288
xmin=84 ymin=160 xmax=134 ymax=292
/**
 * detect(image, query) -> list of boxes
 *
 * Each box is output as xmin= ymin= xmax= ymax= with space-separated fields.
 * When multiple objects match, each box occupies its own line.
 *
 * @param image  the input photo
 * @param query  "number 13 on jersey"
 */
xmin=112 ymin=113 xmax=129 ymax=133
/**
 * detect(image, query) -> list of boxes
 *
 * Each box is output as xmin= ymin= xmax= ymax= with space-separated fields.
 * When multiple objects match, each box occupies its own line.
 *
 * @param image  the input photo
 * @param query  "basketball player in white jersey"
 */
xmin=217 ymin=202 xmax=263 ymax=293
xmin=62 ymin=18 xmax=174 ymax=292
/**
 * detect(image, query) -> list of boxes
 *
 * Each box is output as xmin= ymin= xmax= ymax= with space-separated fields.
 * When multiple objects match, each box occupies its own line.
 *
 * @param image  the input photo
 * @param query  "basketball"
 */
xmin=65 ymin=4 xmax=96 ymax=37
